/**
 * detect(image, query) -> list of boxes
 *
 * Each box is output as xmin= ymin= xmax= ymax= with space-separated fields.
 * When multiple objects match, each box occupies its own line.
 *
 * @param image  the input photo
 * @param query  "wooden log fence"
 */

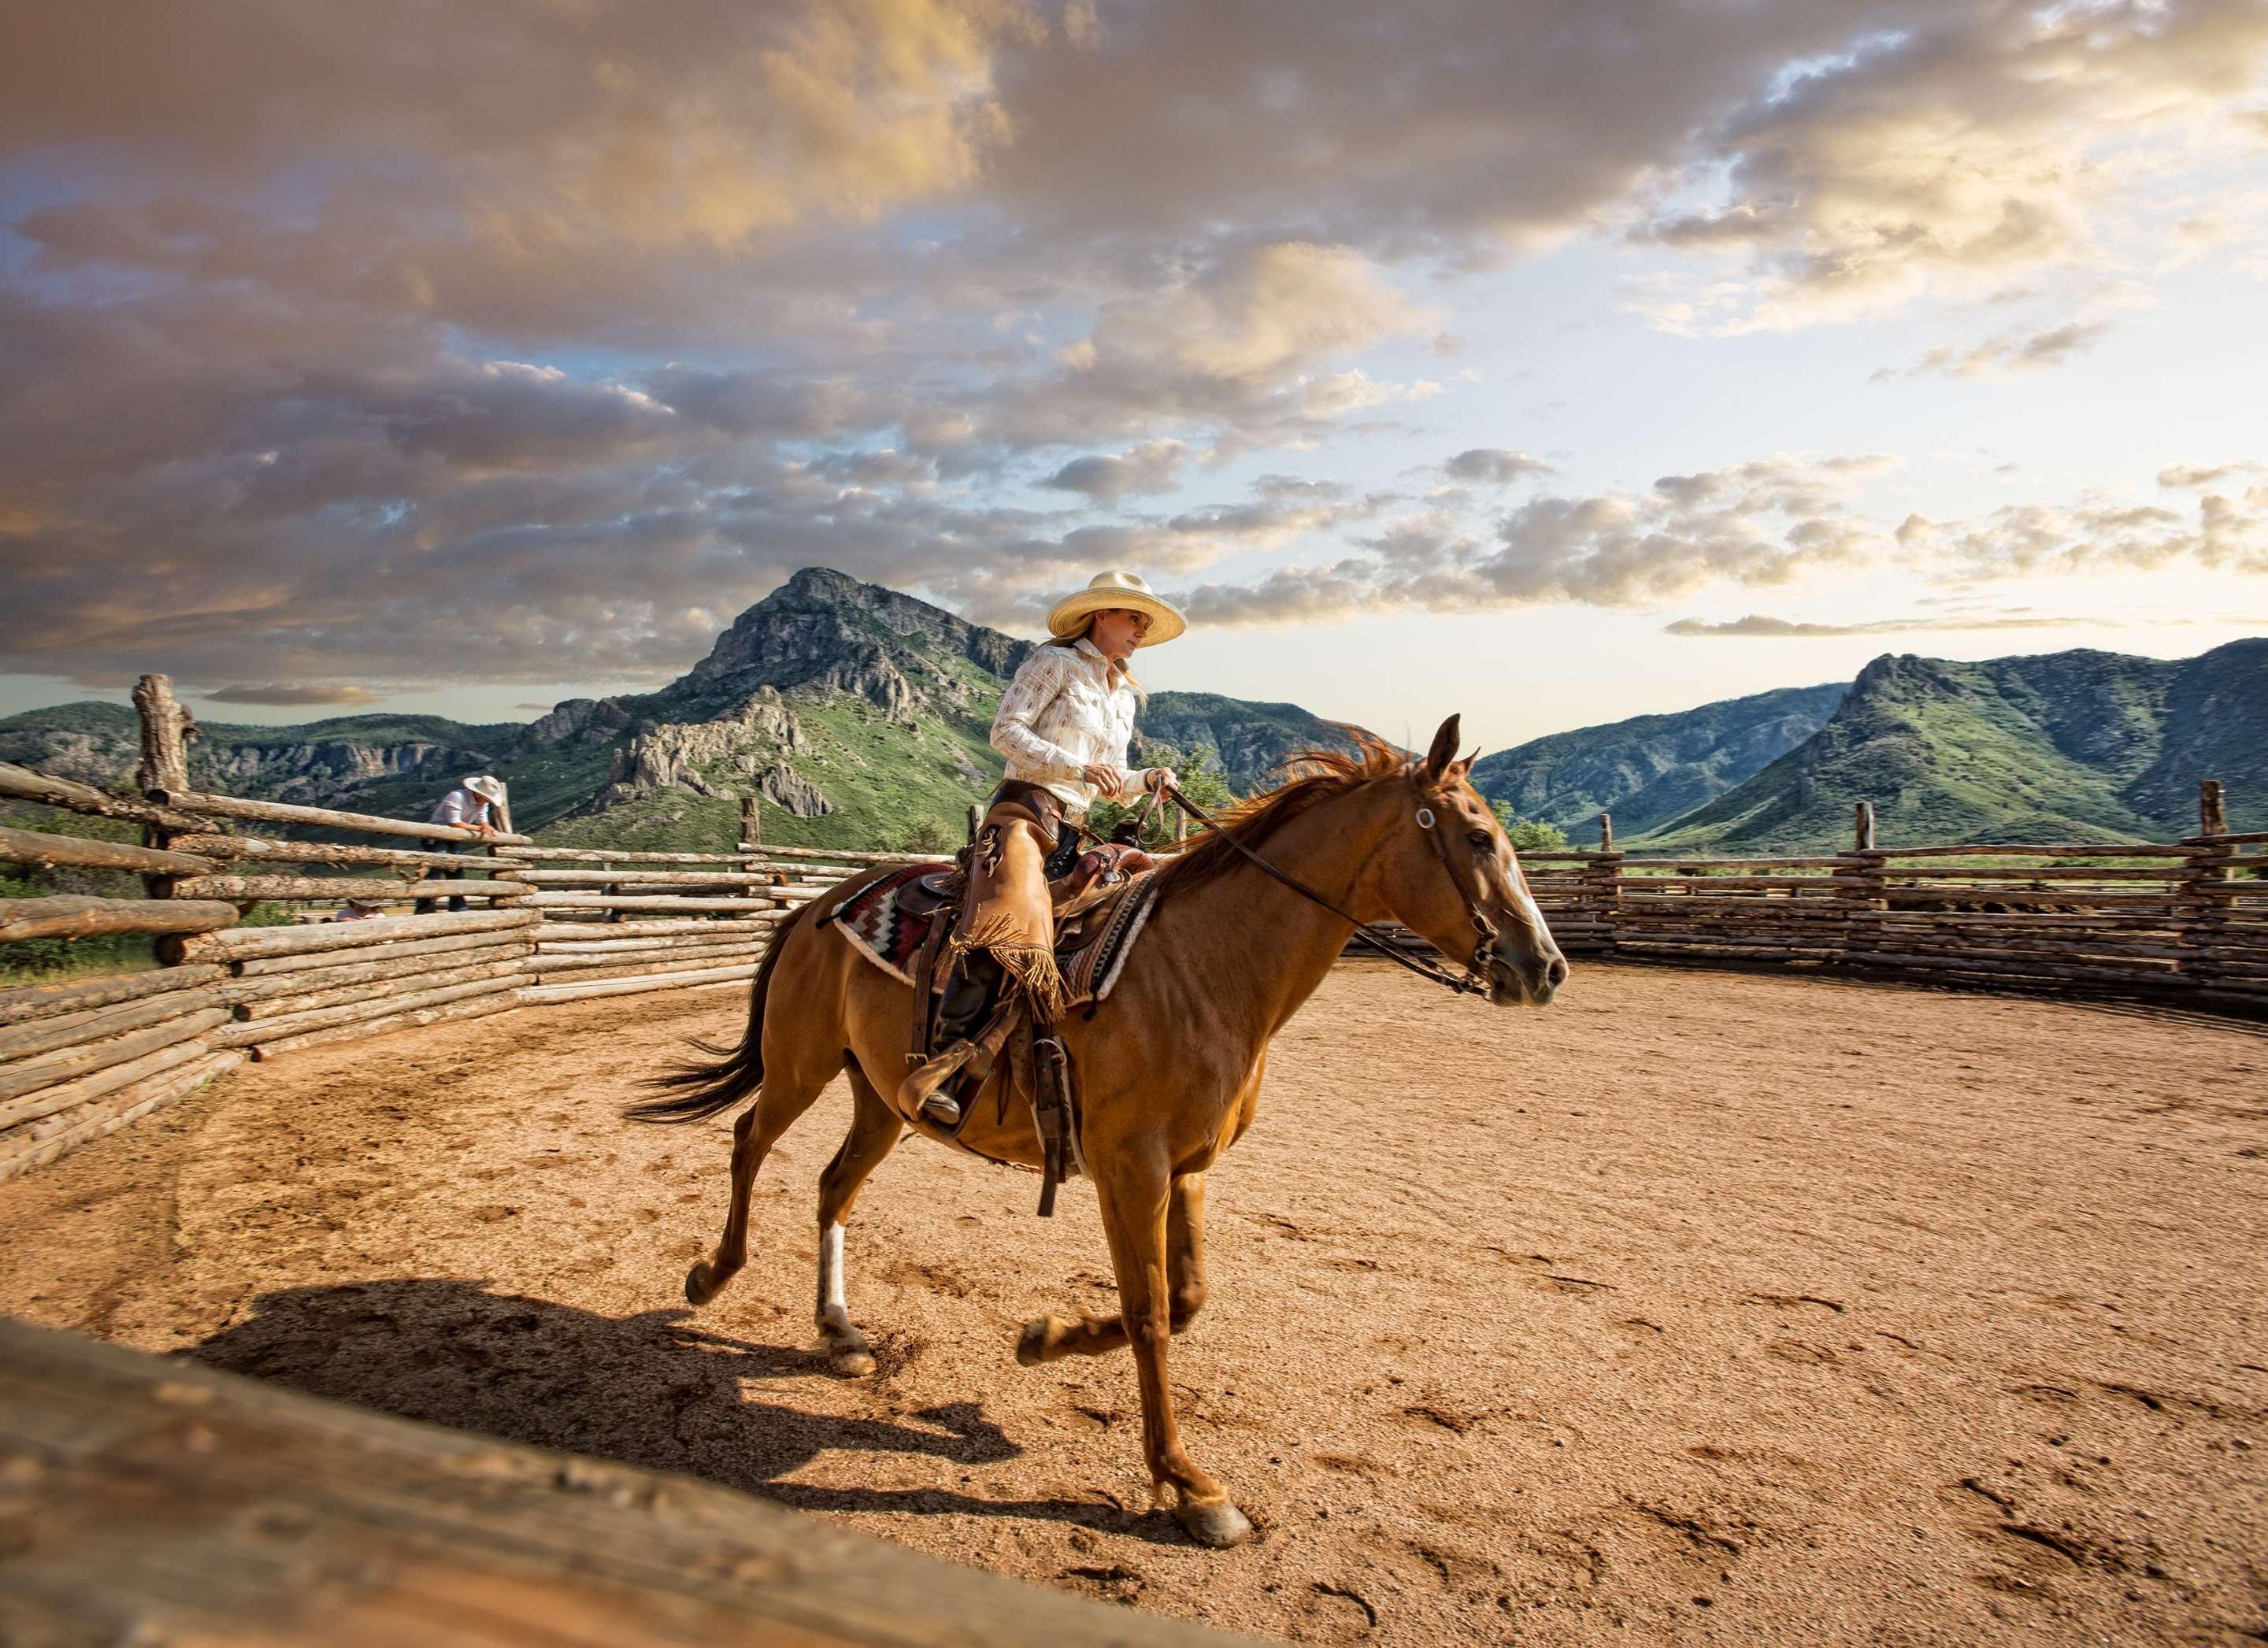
xmin=0 ymin=895 xmax=242 ymax=944
xmin=5 ymin=681 xmax=2262 ymax=1185
xmin=1487 ymin=781 xmax=2267 ymax=1010
xmin=0 ymin=824 xmax=217 ymax=877
xmin=150 ymin=787 xmax=532 ymax=847
xmin=161 ymin=906 xmax=538 ymax=965
xmin=0 ymin=682 xmax=925 ymax=1176
xmin=169 ymin=873 xmax=533 ymax=903
xmin=167 ymin=834 xmax=524 ymax=872
xmin=0 ymin=761 xmax=214 ymax=833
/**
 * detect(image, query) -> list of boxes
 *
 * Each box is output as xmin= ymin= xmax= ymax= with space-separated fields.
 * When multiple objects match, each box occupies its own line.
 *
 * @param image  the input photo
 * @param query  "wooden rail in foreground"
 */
xmin=0 ymin=1318 xmax=1247 ymax=1647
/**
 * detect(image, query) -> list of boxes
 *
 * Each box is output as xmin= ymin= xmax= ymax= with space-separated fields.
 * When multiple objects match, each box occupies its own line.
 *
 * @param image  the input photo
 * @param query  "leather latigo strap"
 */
xmin=906 ymin=913 xmax=954 ymax=1060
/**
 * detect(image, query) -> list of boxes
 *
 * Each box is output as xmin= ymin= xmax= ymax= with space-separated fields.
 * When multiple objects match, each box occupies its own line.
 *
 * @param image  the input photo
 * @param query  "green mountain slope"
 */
xmin=0 ymin=569 xmax=1365 ymax=852
xmin=1636 ymin=640 xmax=2267 ymax=851
xmin=1135 ymin=692 xmax=1366 ymax=791
xmin=12 ymin=583 xmax=2254 ymax=857
xmin=1468 ymin=683 xmax=1846 ymax=838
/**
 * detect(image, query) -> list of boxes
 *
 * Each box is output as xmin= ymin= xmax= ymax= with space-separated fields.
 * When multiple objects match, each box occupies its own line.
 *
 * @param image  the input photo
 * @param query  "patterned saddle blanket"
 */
xmin=829 ymin=861 xmax=1165 ymax=1009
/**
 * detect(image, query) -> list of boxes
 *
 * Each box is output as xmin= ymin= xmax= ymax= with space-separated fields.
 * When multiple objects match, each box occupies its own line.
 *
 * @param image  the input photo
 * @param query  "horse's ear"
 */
xmin=1422 ymin=715 xmax=1461 ymax=780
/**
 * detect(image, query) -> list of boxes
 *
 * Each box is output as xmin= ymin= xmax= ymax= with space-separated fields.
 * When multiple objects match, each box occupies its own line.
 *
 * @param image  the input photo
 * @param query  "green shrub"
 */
xmin=1489 ymin=801 xmax=1569 ymax=855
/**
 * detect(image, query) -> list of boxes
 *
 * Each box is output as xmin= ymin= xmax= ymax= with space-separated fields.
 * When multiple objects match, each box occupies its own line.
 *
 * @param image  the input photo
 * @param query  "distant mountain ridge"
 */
xmin=0 ymin=569 xmax=1366 ymax=851
xmin=2 ymin=576 xmax=2258 ymax=853
xmin=1639 ymin=640 xmax=2268 ymax=850
xmin=1469 ymin=682 xmax=1847 ymax=842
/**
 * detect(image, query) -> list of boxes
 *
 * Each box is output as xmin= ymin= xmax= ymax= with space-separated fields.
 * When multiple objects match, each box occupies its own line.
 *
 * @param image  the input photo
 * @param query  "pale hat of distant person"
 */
xmin=463 ymin=775 xmax=508 ymax=804
xmin=1047 ymin=570 xmax=1187 ymax=647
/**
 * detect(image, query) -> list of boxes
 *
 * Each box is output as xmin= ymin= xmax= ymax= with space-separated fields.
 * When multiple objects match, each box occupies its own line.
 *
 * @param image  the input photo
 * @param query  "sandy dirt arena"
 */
xmin=2 ymin=960 xmax=2263 ymax=1645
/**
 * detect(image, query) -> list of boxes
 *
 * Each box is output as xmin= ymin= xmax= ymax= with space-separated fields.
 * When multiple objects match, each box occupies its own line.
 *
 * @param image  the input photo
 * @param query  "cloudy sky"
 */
xmin=3 ymin=0 xmax=2264 ymax=752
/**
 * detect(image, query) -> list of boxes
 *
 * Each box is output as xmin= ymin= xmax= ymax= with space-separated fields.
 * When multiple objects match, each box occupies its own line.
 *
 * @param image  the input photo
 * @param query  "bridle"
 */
xmin=1162 ymin=768 xmax=1504 ymax=998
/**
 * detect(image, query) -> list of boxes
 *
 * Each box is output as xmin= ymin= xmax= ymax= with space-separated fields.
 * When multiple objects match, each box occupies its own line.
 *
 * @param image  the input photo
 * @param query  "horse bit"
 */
xmin=1163 ymin=770 xmax=1502 ymax=998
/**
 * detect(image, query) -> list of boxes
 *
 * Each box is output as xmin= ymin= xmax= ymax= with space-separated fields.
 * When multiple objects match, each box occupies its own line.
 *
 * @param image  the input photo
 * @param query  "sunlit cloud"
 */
xmin=1663 ymin=612 xmax=2112 ymax=639
xmin=207 ymin=682 xmax=384 ymax=706
xmin=1 ymin=1 xmax=2263 ymax=704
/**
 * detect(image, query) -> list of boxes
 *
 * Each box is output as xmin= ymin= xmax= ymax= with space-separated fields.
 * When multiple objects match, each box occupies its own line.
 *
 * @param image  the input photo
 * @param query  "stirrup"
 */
xmin=899 ymin=1001 xmax=1018 ymax=1130
xmin=899 ymin=1039 xmax=982 ymax=1119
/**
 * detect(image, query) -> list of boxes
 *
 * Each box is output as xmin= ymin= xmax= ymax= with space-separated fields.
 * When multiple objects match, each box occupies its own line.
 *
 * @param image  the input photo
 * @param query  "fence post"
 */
xmin=130 ymin=674 xmax=195 ymax=908
xmin=2177 ymin=778 xmax=2233 ymax=994
xmin=1586 ymin=813 xmax=1621 ymax=953
xmin=1836 ymin=799 xmax=1885 ymax=965
xmin=132 ymin=674 xmax=193 ymax=801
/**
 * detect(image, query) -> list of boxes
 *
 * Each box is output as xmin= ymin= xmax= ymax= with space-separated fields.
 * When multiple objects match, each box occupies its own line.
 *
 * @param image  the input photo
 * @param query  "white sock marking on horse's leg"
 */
xmin=817 ymin=1221 xmax=847 ymax=1320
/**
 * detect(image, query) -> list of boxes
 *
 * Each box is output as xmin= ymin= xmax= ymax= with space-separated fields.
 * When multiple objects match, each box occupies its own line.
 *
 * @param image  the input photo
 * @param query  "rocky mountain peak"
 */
xmin=676 ymin=567 xmax=1030 ymax=717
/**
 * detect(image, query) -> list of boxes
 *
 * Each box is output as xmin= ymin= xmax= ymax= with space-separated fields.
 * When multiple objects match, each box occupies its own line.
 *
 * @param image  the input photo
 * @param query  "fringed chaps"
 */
xmin=951 ymin=808 xmax=1065 ymax=1020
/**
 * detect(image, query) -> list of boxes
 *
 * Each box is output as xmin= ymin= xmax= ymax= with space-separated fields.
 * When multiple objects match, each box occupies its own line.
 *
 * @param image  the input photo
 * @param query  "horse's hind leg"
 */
xmin=684 ymin=1066 xmax=833 ymax=1308
xmin=1016 ymin=1172 xmax=1207 ymax=1365
xmin=810 ymin=1062 xmax=904 ymax=1376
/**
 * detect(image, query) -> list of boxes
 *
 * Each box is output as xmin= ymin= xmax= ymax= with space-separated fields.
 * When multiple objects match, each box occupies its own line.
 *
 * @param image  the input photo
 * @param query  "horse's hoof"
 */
xmin=684 ymin=1263 xmax=719 ymax=1307
xmin=828 ymin=1346 xmax=876 ymax=1378
xmin=1014 ymin=1317 xmax=1054 ymax=1367
xmin=1177 ymin=1498 xmax=1254 ymax=1550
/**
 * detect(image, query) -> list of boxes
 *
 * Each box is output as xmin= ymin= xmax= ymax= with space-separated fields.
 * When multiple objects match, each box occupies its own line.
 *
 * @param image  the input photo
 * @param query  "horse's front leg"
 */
xmin=1017 ymin=1172 xmax=1206 ymax=1365
xmin=1091 ymin=1159 xmax=1251 ymax=1549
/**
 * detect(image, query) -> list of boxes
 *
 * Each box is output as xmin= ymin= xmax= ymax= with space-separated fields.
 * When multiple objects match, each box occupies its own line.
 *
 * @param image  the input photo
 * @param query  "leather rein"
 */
xmin=1162 ymin=774 xmax=1498 ymax=998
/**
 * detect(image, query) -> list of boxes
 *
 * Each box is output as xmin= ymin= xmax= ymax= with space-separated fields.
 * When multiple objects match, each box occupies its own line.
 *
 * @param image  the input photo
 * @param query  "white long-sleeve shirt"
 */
xmin=989 ymin=639 xmax=1143 ymax=813
xmin=428 ymin=787 xmax=500 ymax=830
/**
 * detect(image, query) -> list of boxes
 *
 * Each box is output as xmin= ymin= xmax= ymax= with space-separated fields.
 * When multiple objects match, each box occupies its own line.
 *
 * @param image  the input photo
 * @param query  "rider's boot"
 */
xmin=910 ymin=955 xmax=997 ymax=1126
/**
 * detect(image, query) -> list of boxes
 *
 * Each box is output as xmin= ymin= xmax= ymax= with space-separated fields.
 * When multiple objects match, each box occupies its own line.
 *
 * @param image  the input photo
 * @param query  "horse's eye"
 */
xmin=1466 ymin=829 xmax=1493 ymax=849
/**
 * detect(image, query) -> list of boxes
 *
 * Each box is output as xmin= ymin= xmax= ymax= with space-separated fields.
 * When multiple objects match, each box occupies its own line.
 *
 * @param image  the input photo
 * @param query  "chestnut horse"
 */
xmin=628 ymin=716 xmax=1566 ymax=1547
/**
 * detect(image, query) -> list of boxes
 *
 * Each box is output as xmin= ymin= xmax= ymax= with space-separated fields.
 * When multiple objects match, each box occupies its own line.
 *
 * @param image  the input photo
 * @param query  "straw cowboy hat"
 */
xmin=463 ymin=775 xmax=508 ymax=804
xmin=1047 ymin=570 xmax=1187 ymax=646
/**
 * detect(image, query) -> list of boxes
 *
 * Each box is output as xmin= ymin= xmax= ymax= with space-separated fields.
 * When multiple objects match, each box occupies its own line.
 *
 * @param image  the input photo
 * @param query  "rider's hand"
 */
xmin=1081 ymin=763 xmax=1125 ymax=799
xmin=1143 ymin=767 xmax=1177 ymax=795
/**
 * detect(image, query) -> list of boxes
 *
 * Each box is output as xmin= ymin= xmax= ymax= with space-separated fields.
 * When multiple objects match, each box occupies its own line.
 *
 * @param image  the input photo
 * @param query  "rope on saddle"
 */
xmin=1164 ymin=783 xmax=1488 ymax=998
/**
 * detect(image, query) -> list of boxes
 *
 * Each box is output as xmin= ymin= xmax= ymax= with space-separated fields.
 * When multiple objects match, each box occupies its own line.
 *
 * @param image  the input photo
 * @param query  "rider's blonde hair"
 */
xmin=1047 ymin=615 xmax=1146 ymax=702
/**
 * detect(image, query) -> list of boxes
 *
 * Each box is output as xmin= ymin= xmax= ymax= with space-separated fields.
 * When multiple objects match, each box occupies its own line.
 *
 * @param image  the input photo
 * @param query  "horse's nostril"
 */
xmin=1546 ymin=956 xmax=1569 ymax=988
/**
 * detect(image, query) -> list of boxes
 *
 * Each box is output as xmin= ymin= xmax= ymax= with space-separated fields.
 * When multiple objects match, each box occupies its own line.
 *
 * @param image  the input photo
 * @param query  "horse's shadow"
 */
xmin=183 ymin=1277 xmax=1170 ymax=1539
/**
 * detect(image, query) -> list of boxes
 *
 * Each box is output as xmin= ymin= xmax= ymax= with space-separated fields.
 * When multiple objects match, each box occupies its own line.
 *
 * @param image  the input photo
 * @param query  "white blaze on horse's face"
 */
xmin=1392 ymin=715 xmax=1566 ymax=1009
xmin=1429 ymin=782 xmax=1566 ymax=1009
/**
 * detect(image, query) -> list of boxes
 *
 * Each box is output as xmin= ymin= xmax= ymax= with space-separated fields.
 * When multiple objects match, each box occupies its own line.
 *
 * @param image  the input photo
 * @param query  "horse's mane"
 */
xmin=1150 ymin=730 xmax=1412 ymax=898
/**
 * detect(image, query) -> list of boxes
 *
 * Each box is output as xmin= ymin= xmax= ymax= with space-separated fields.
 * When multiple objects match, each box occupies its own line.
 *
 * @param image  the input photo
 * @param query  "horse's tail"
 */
xmin=624 ymin=897 xmax=815 ymax=1124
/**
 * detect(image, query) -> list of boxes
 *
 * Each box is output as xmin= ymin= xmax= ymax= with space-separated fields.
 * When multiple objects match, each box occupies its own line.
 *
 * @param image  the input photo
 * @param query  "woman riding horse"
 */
xmin=903 ymin=569 xmax=1186 ymax=1126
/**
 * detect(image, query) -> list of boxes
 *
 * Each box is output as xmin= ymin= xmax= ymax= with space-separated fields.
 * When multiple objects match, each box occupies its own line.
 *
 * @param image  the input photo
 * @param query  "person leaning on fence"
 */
xmin=414 ymin=774 xmax=509 ymax=913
